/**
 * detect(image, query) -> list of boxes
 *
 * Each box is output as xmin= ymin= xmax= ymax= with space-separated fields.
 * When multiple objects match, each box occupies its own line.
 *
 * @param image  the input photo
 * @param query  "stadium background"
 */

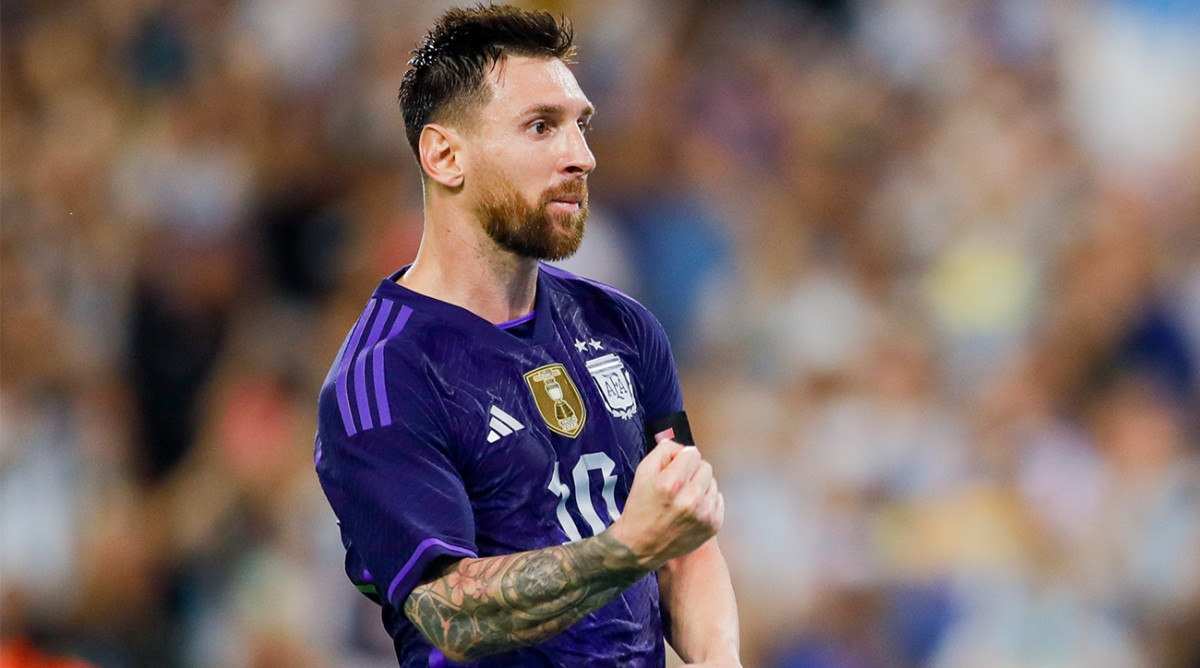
xmin=2 ymin=0 xmax=1199 ymax=666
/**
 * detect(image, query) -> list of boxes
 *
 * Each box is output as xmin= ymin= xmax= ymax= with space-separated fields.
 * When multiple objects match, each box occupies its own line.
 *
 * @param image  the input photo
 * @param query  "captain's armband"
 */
xmin=643 ymin=410 xmax=694 ymax=448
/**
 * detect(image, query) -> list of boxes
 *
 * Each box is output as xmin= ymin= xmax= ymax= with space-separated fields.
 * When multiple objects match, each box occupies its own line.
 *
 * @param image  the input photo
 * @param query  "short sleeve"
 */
xmin=315 ymin=384 xmax=477 ymax=610
xmin=630 ymin=305 xmax=684 ymax=422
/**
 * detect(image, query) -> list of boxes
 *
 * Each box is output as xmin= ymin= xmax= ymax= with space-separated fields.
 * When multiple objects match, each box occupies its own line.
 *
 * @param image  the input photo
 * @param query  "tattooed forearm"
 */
xmin=403 ymin=529 xmax=647 ymax=662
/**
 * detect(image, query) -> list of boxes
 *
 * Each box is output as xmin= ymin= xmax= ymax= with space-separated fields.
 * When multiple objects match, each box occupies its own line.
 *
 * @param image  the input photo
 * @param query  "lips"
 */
xmin=545 ymin=180 xmax=587 ymax=204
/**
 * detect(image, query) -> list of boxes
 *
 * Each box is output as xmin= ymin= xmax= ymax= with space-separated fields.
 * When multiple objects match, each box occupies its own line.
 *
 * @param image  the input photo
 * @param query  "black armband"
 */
xmin=644 ymin=410 xmax=694 ymax=448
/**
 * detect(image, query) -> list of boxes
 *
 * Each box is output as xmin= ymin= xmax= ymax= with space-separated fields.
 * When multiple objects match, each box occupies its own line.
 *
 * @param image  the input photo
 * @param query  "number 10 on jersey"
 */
xmin=549 ymin=452 xmax=621 ymax=542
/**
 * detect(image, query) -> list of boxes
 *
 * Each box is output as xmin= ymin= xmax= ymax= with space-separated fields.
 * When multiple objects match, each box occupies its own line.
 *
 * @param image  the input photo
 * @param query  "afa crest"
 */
xmin=585 ymin=354 xmax=638 ymax=420
xmin=524 ymin=363 xmax=587 ymax=438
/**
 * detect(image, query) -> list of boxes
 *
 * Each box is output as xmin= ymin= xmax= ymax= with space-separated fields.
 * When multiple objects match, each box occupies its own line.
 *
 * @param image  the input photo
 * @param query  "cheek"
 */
xmin=473 ymin=144 xmax=556 ymax=204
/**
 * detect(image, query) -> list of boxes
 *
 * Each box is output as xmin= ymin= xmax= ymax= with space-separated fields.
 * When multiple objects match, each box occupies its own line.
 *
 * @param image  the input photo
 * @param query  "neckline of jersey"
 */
xmin=373 ymin=264 xmax=555 ymax=348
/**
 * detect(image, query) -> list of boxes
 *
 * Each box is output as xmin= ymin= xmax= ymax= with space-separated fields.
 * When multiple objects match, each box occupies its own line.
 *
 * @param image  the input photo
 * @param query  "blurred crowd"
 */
xmin=2 ymin=0 xmax=1199 ymax=666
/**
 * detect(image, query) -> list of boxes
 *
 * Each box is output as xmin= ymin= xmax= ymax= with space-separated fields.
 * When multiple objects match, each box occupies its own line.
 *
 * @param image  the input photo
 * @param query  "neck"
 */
xmin=399 ymin=201 xmax=539 ymax=325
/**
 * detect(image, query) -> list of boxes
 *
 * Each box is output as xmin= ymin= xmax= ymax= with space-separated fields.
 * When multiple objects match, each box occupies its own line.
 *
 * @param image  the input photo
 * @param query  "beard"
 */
xmin=475 ymin=172 xmax=588 ymax=261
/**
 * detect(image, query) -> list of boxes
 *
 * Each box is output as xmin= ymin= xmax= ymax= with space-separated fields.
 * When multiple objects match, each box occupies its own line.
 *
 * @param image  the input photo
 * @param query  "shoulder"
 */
xmin=317 ymin=291 xmax=461 ymax=442
xmin=540 ymin=263 xmax=659 ymax=329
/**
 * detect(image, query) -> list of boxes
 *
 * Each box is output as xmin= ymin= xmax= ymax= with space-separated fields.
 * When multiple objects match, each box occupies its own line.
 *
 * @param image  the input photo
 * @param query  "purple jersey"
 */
xmin=315 ymin=264 xmax=684 ymax=667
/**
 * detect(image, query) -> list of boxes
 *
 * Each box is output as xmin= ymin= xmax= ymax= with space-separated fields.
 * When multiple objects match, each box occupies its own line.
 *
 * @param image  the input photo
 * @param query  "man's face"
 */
xmin=466 ymin=56 xmax=596 ymax=261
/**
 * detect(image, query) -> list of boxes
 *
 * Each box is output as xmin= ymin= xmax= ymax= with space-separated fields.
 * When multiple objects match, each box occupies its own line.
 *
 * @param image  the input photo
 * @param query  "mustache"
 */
xmin=542 ymin=179 xmax=588 ymax=203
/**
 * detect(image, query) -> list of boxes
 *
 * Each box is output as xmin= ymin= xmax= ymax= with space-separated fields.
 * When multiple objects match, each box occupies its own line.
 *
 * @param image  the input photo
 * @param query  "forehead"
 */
xmin=483 ymin=55 xmax=591 ymax=115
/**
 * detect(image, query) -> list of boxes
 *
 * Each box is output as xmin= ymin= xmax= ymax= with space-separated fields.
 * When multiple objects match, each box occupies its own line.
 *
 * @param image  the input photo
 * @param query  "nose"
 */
xmin=562 ymin=124 xmax=596 ymax=176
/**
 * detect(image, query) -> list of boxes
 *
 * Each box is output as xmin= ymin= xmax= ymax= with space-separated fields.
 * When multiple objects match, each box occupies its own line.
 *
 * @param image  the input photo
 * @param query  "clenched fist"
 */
xmin=607 ymin=440 xmax=724 ymax=570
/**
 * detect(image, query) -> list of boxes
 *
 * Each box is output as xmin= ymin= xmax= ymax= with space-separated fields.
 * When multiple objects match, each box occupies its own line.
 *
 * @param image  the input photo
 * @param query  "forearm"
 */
xmin=404 ymin=529 xmax=648 ymax=662
xmin=658 ymin=538 xmax=740 ymax=664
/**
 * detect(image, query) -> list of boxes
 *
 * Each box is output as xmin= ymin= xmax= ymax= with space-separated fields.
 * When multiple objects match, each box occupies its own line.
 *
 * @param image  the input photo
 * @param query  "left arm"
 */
xmin=625 ymin=297 xmax=740 ymax=664
xmin=658 ymin=537 xmax=740 ymax=667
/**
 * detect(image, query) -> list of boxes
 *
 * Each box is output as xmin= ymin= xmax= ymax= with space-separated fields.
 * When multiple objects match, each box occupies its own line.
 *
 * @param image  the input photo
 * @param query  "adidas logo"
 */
xmin=486 ymin=405 xmax=525 ymax=443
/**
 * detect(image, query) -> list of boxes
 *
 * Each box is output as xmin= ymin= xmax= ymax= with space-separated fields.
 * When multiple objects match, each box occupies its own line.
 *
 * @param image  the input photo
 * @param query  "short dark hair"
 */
xmin=399 ymin=4 xmax=576 ymax=162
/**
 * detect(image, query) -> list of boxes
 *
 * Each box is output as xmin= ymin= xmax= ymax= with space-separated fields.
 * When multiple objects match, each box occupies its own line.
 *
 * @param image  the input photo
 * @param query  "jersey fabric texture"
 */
xmin=315 ymin=264 xmax=684 ymax=667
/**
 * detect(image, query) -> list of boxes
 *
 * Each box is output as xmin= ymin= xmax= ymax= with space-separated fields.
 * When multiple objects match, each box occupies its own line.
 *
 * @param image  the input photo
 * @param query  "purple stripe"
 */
xmin=387 ymin=537 xmax=476 ymax=603
xmin=354 ymin=353 xmax=371 ymax=430
xmin=429 ymin=649 xmax=445 ymax=668
xmin=325 ymin=332 xmax=353 ymax=427
xmin=355 ymin=301 xmax=393 ymax=430
xmin=376 ymin=305 xmax=413 ymax=427
xmin=497 ymin=309 xmax=535 ymax=329
xmin=362 ymin=569 xmax=373 ymax=583
xmin=372 ymin=347 xmax=389 ymax=427
xmin=336 ymin=299 xmax=377 ymax=436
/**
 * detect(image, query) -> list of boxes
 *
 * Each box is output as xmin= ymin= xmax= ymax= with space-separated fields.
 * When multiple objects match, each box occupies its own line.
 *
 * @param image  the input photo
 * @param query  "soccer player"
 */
xmin=315 ymin=5 xmax=740 ymax=666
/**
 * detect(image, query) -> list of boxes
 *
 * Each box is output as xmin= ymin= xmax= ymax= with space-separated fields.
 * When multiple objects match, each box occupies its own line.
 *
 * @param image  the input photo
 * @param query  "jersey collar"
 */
xmin=373 ymin=264 xmax=556 ymax=348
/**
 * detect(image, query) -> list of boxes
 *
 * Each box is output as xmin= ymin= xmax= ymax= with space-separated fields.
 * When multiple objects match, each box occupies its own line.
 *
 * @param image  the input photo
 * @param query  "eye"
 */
xmin=578 ymin=119 xmax=592 ymax=134
xmin=531 ymin=121 xmax=549 ymax=135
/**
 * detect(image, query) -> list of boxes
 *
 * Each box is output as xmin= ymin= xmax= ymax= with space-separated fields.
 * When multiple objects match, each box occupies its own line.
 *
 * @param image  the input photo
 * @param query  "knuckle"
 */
xmin=672 ymin=492 xmax=697 ymax=513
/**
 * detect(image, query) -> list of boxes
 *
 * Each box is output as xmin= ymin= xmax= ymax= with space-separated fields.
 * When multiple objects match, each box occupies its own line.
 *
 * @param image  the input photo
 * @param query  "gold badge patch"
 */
xmin=524 ymin=363 xmax=587 ymax=438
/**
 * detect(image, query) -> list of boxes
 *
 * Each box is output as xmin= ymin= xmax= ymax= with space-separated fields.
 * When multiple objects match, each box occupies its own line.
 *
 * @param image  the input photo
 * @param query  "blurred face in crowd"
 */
xmin=465 ymin=55 xmax=596 ymax=261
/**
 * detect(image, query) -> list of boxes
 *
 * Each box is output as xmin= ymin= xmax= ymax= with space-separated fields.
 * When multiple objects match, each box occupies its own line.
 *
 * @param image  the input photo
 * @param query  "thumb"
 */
xmin=646 ymin=438 xmax=684 ymax=469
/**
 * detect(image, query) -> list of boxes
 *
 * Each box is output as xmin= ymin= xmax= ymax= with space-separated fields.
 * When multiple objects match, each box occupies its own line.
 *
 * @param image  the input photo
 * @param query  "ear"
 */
xmin=418 ymin=123 xmax=465 ymax=189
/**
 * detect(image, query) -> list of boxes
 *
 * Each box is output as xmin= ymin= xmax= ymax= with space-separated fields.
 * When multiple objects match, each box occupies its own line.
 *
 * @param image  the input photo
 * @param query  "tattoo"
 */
xmin=403 ymin=530 xmax=647 ymax=662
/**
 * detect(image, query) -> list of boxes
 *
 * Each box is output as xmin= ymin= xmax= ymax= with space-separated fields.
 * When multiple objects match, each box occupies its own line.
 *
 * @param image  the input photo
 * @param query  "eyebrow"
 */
xmin=520 ymin=103 xmax=596 ymax=119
